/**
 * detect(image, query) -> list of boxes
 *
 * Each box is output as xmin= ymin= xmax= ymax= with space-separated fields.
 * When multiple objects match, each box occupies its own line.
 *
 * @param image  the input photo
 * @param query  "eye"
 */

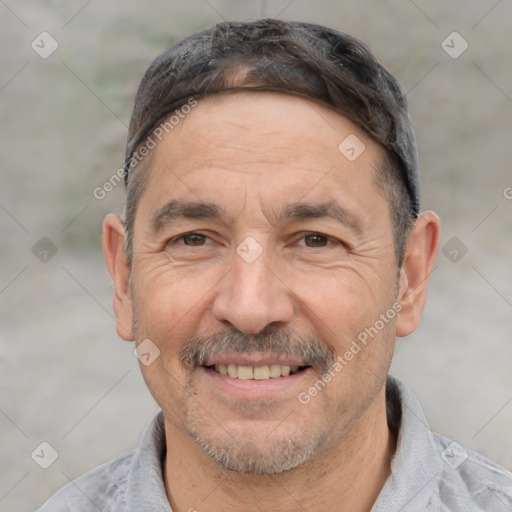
xmin=174 ymin=232 xmax=210 ymax=246
xmin=298 ymin=233 xmax=330 ymax=248
xmin=164 ymin=231 xmax=220 ymax=261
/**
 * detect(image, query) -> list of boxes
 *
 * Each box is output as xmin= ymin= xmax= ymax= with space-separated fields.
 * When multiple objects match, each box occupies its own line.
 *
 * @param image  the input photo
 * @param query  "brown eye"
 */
xmin=303 ymin=234 xmax=329 ymax=247
xmin=181 ymin=233 xmax=208 ymax=246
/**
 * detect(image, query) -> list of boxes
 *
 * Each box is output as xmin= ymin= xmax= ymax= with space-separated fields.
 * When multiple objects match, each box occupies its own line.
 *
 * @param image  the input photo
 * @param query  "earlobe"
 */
xmin=395 ymin=211 xmax=440 ymax=337
xmin=102 ymin=214 xmax=134 ymax=341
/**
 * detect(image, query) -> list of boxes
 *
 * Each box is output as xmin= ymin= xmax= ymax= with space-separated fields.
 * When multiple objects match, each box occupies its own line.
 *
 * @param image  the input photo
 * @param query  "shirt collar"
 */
xmin=127 ymin=409 xmax=171 ymax=511
xmin=371 ymin=376 xmax=443 ymax=511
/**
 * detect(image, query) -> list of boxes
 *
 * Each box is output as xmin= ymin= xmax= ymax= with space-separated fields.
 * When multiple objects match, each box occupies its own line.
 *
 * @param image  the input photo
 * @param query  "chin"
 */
xmin=191 ymin=428 xmax=322 ymax=474
xmin=185 ymin=409 xmax=330 ymax=474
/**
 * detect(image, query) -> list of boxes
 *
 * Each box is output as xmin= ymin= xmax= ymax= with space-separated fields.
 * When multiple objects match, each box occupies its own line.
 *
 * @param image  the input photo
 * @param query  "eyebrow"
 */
xmin=150 ymin=199 xmax=362 ymax=235
xmin=270 ymin=201 xmax=363 ymax=235
xmin=151 ymin=199 xmax=223 ymax=233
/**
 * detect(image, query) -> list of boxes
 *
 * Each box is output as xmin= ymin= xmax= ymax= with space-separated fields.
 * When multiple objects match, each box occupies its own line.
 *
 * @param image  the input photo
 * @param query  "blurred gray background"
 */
xmin=1 ymin=1 xmax=511 ymax=510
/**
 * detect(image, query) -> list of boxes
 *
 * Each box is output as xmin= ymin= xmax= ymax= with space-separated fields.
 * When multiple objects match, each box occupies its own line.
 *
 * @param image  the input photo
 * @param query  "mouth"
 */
xmin=204 ymin=364 xmax=310 ymax=380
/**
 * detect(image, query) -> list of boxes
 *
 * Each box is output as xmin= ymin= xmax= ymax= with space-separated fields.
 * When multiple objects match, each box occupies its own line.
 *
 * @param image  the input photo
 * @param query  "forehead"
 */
xmin=136 ymin=91 xmax=388 ymax=223
xmin=159 ymin=92 xmax=371 ymax=167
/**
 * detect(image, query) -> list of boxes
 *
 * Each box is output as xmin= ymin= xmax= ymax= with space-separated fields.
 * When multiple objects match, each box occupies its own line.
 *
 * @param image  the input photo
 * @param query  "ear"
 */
xmin=395 ymin=211 xmax=440 ymax=337
xmin=102 ymin=214 xmax=134 ymax=341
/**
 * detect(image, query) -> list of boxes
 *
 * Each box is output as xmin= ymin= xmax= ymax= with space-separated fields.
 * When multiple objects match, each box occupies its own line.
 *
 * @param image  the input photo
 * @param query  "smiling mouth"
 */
xmin=204 ymin=364 xmax=310 ymax=380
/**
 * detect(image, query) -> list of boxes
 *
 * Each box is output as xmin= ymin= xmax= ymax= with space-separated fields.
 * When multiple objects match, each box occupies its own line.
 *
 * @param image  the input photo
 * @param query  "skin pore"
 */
xmin=103 ymin=91 xmax=440 ymax=512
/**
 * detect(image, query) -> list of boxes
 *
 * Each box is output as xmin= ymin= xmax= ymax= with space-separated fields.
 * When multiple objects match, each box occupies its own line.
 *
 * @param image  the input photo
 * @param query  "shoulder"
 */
xmin=385 ymin=377 xmax=512 ymax=511
xmin=432 ymin=433 xmax=512 ymax=511
xmin=37 ymin=449 xmax=136 ymax=512
xmin=37 ymin=411 xmax=168 ymax=511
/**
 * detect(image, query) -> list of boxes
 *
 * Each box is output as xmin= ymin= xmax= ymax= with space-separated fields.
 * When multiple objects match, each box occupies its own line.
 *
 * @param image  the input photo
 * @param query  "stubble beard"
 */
xmin=182 ymin=372 xmax=331 ymax=475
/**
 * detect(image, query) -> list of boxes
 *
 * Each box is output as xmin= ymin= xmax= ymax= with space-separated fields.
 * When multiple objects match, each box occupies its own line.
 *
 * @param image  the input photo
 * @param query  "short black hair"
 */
xmin=123 ymin=19 xmax=419 ymax=265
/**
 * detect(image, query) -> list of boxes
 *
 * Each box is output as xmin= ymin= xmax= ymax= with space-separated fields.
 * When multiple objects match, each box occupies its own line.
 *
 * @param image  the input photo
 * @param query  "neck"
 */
xmin=163 ymin=387 xmax=395 ymax=512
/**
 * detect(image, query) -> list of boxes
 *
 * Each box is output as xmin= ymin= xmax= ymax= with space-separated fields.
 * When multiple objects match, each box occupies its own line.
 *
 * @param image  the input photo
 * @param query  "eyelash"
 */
xmin=168 ymin=232 xmax=340 ymax=249
xmin=174 ymin=232 xmax=208 ymax=243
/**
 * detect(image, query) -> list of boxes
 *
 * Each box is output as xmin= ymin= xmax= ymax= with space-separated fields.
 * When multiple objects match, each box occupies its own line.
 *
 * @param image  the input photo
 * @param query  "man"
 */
xmin=39 ymin=19 xmax=512 ymax=511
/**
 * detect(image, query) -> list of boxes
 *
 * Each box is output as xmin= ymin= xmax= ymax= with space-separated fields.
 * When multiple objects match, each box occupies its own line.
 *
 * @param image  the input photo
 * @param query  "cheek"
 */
xmin=287 ymin=266 xmax=391 ymax=344
xmin=130 ymin=265 xmax=207 ymax=426
xmin=130 ymin=260 xmax=222 ymax=345
xmin=133 ymin=260 xmax=228 ymax=384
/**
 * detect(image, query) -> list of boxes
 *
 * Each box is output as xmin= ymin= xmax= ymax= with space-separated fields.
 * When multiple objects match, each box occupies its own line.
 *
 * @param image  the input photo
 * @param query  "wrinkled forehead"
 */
xmin=150 ymin=90 xmax=384 ymax=169
xmin=136 ymin=91 xmax=388 ymax=224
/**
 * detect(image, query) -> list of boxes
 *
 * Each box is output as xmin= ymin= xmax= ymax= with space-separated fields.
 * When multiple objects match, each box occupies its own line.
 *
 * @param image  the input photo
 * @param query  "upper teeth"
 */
xmin=214 ymin=364 xmax=300 ymax=380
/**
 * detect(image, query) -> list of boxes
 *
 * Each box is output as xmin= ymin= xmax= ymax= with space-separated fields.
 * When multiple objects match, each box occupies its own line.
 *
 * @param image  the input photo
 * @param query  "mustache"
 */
xmin=179 ymin=325 xmax=336 ymax=373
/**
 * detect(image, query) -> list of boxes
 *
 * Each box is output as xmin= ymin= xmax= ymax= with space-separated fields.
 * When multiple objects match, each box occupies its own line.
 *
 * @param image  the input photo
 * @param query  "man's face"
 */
xmin=126 ymin=91 xmax=400 ymax=473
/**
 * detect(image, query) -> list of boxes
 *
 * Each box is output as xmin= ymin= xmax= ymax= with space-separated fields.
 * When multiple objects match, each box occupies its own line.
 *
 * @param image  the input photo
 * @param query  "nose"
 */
xmin=211 ymin=246 xmax=294 ymax=334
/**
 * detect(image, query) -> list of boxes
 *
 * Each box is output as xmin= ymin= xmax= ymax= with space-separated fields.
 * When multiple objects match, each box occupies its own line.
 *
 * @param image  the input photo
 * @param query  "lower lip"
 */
xmin=199 ymin=366 xmax=313 ymax=398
